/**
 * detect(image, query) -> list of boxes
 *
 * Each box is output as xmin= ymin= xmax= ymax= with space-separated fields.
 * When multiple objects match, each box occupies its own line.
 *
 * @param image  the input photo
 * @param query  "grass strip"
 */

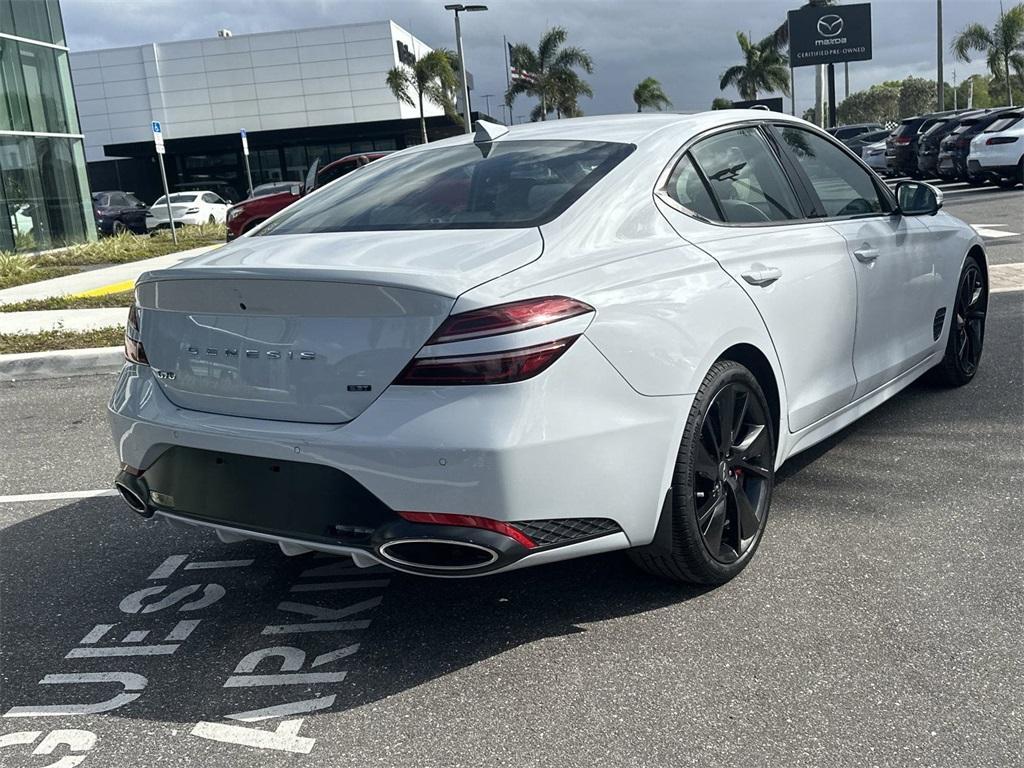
xmin=0 ymin=267 xmax=79 ymax=290
xmin=0 ymin=290 xmax=135 ymax=313
xmin=35 ymin=223 xmax=226 ymax=267
xmin=0 ymin=326 xmax=124 ymax=355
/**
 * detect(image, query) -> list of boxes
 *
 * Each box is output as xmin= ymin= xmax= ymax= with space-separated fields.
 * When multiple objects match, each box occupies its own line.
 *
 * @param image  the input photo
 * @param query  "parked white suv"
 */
xmin=968 ymin=110 xmax=1023 ymax=188
xmin=147 ymin=191 xmax=229 ymax=230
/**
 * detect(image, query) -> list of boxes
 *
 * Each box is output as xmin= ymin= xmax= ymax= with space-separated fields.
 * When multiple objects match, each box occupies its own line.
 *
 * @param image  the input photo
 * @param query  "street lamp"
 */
xmin=444 ymin=4 xmax=487 ymax=134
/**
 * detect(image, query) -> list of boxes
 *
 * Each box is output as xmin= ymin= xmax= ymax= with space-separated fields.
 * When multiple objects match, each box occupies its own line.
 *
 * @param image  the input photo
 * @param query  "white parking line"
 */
xmin=972 ymin=225 xmax=1020 ymax=239
xmin=0 ymin=489 xmax=117 ymax=504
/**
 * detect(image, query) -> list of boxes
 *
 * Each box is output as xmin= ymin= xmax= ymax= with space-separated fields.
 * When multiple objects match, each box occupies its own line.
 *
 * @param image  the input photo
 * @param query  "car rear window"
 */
xmin=258 ymin=140 xmax=634 ymax=233
xmin=153 ymin=193 xmax=199 ymax=205
xmin=986 ymin=114 xmax=1023 ymax=132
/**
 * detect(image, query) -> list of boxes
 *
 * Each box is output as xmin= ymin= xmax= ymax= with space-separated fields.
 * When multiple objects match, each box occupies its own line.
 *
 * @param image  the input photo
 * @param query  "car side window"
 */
xmin=202 ymin=193 xmax=221 ymax=205
xmin=665 ymin=153 xmax=722 ymax=222
xmin=775 ymin=126 xmax=886 ymax=218
xmin=108 ymin=193 xmax=128 ymax=207
xmin=688 ymin=127 xmax=802 ymax=224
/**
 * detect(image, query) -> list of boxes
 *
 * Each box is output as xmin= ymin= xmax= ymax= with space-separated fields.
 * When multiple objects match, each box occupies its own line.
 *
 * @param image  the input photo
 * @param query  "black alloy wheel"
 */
xmin=953 ymin=261 xmax=986 ymax=377
xmin=630 ymin=360 xmax=775 ymax=585
xmin=693 ymin=382 xmax=773 ymax=564
xmin=933 ymin=255 xmax=987 ymax=387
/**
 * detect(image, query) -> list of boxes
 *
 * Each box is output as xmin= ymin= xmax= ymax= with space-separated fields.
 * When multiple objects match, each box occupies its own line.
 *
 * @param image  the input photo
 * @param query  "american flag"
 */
xmin=508 ymin=42 xmax=538 ymax=84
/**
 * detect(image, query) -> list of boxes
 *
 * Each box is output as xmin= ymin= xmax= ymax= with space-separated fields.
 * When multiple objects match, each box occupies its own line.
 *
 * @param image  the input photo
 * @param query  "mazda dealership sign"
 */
xmin=787 ymin=2 xmax=872 ymax=67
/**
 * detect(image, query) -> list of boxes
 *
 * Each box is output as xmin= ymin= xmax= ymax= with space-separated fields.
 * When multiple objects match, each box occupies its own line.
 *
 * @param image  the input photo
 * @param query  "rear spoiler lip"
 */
xmin=135 ymin=267 xmax=462 ymax=300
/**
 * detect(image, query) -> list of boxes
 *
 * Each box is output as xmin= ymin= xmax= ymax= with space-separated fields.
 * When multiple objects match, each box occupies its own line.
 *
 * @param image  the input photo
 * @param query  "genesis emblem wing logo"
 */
xmin=817 ymin=14 xmax=844 ymax=38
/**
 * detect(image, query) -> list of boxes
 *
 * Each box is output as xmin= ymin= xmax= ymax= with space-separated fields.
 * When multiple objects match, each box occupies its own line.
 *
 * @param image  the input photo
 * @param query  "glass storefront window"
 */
xmin=0 ymin=0 xmax=66 ymax=46
xmin=283 ymin=145 xmax=307 ymax=181
xmin=0 ymin=39 xmax=78 ymax=134
xmin=0 ymin=135 xmax=95 ymax=251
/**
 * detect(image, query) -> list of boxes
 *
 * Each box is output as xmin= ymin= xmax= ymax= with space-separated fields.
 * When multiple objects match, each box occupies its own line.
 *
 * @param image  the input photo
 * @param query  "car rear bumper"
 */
xmin=108 ymin=337 xmax=689 ymax=576
xmin=146 ymin=214 xmax=203 ymax=230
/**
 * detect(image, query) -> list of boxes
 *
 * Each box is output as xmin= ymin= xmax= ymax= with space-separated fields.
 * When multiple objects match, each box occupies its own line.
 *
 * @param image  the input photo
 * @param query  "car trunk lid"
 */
xmin=134 ymin=229 xmax=542 ymax=423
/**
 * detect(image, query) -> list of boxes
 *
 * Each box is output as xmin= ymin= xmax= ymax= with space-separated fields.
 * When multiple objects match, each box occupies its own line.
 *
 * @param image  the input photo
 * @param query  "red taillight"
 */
xmin=125 ymin=304 xmax=148 ymax=365
xmin=895 ymin=136 xmax=911 ymax=145
xmin=426 ymin=296 xmax=593 ymax=345
xmin=395 ymin=296 xmax=594 ymax=386
xmin=395 ymin=337 xmax=574 ymax=385
xmin=987 ymin=136 xmax=1019 ymax=145
xmin=398 ymin=511 xmax=536 ymax=549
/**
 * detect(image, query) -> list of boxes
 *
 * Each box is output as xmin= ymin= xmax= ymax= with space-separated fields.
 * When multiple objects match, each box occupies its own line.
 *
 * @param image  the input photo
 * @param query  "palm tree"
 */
xmin=720 ymin=32 xmax=791 ymax=101
xmin=770 ymin=0 xmax=837 ymax=121
xmin=633 ymin=77 xmax=672 ymax=112
xmin=505 ymin=27 xmax=593 ymax=121
xmin=385 ymin=49 xmax=461 ymax=144
xmin=711 ymin=97 xmax=733 ymax=110
xmin=952 ymin=3 xmax=1024 ymax=107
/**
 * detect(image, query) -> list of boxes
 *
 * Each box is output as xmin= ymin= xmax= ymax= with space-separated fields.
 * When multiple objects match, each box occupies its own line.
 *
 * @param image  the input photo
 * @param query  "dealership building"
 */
xmin=70 ymin=20 xmax=476 ymax=204
xmin=1 ymin=0 xmax=96 ymax=251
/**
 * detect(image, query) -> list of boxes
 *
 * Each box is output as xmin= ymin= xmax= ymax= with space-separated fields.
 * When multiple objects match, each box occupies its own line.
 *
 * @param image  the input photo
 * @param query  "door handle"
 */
xmin=741 ymin=266 xmax=782 ymax=287
xmin=854 ymin=248 xmax=879 ymax=264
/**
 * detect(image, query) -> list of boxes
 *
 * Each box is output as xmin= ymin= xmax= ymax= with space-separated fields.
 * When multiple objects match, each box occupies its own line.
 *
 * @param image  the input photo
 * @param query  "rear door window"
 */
xmin=774 ymin=126 xmax=887 ymax=218
xmin=687 ymin=127 xmax=802 ymax=224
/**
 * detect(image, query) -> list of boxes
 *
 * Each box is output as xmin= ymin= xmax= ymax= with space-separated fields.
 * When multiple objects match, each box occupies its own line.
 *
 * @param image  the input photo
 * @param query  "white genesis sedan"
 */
xmin=110 ymin=111 xmax=988 ymax=583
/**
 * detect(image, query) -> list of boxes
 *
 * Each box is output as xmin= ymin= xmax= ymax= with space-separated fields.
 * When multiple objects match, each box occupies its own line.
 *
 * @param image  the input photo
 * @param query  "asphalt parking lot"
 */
xmin=1 ymin=184 xmax=1022 ymax=767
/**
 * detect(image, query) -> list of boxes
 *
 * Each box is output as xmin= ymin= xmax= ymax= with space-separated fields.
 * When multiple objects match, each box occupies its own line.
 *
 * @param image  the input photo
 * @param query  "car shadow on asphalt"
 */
xmin=0 ymin=497 xmax=709 ymax=723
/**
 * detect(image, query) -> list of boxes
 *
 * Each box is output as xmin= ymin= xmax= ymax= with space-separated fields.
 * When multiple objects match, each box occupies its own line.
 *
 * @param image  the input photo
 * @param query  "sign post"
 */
xmin=787 ymin=3 xmax=873 ymax=129
xmin=152 ymin=120 xmax=177 ymax=245
xmin=240 ymin=129 xmax=253 ymax=200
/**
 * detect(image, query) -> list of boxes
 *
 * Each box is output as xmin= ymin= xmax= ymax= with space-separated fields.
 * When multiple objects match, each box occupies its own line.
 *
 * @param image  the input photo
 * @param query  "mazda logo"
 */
xmin=817 ymin=14 xmax=844 ymax=38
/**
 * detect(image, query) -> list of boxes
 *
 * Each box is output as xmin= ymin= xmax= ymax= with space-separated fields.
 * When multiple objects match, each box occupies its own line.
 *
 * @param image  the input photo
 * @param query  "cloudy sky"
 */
xmin=62 ymin=0 xmax=1001 ymax=118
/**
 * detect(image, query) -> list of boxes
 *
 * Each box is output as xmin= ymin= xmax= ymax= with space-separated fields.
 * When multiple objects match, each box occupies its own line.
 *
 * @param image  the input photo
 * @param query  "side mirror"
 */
xmin=289 ymin=184 xmax=301 ymax=196
xmin=895 ymin=181 xmax=942 ymax=216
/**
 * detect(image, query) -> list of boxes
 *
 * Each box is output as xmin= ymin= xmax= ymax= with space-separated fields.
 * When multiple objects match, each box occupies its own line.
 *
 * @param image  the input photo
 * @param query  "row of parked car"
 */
xmin=828 ymin=107 xmax=1024 ymax=188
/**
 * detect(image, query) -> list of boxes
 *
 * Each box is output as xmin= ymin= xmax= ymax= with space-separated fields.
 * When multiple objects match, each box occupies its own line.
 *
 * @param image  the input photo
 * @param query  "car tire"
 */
xmin=112 ymin=220 xmax=127 ymax=236
xmin=630 ymin=360 xmax=775 ymax=585
xmin=931 ymin=254 xmax=987 ymax=387
xmin=208 ymin=214 xmax=216 ymax=224
xmin=966 ymin=174 xmax=986 ymax=187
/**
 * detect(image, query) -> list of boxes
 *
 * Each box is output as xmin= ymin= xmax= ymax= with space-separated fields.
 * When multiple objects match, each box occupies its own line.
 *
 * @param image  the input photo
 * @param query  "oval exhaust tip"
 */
xmin=115 ymin=481 xmax=149 ymax=516
xmin=379 ymin=538 xmax=499 ymax=571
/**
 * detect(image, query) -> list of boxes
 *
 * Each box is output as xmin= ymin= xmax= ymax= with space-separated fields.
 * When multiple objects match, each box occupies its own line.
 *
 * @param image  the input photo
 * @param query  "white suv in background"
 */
xmin=968 ymin=110 xmax=1023 ymax=188
xmin=146 ymin=191 xmax=230 ymax=231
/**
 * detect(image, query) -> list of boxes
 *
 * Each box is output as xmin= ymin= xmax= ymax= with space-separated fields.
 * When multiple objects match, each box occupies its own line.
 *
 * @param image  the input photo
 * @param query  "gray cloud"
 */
xmin=62 ymin=0 xmax=999 ymax=118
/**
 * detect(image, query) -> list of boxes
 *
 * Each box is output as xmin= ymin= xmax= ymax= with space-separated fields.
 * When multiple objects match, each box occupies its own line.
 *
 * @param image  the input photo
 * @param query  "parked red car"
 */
xmin=225 ymin=152 xmax=390 ymax=240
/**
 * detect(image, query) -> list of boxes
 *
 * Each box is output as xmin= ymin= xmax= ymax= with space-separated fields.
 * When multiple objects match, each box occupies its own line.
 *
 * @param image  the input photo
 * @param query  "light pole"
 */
xmin=444 ymin=4 xmax=488 ymax=134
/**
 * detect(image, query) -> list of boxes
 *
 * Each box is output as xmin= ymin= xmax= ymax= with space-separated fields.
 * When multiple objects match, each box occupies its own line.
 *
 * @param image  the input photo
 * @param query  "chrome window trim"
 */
xmin=655 ymin=118 xmax=900 ymax=229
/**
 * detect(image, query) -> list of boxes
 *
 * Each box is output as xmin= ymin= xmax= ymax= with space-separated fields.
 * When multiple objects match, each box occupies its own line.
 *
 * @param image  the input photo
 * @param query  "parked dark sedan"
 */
xmin=842 ymin=127 xmax=892 ymax=156
xmin=827 ymin=122 xmax=884 ymax=142
xmin=92 ymin=191 xmax=149 ymax=235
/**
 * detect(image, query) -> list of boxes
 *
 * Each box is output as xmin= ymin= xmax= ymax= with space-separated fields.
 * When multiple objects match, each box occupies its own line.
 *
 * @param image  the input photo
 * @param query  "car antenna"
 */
xmin=473 ymin=119 xmax=508 ymax=157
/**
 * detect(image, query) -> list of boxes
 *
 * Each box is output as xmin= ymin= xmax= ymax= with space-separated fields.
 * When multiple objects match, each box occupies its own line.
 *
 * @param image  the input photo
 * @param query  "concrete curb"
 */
xmin=0 ymin=346 xmax=123 ymax=382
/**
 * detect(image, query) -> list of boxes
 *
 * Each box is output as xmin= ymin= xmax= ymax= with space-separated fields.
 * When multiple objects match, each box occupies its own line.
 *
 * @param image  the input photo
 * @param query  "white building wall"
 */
xmin=70 ymin=21 xmax=442 ymax=162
